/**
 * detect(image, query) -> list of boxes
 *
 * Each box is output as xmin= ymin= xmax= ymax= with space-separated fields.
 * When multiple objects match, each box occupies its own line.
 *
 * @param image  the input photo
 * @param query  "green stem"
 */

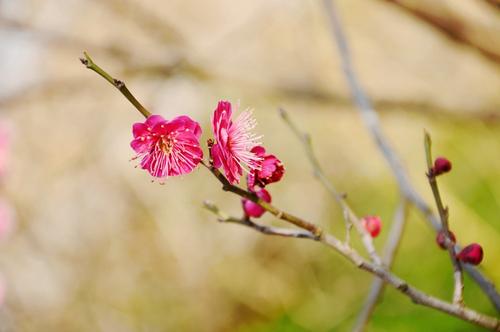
xmin=80 ymin=52 xmax=151 ymax=118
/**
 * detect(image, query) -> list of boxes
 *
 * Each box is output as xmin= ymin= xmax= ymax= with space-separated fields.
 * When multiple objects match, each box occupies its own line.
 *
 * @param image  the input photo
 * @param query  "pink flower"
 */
xmin=131 ymin=115 xmax=203 ymax=181
xmin=211 ymin=101 xmax=262 ymax=184
xmin=456 ymin=243 xmax=483 ymax=265
xmin=242 ymin=188 xmax=272 ymax=218
xmin=247 ymin=146 xmax=285 ymax=188
xmin=362 ymin=216 xmax=382 ymax=237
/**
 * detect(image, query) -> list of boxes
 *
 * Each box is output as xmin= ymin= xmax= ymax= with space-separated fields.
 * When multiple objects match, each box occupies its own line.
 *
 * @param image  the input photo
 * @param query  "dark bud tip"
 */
xmin=432 ymin=157 xmax=452 ymax=176
xmin=456 ymin=243 xmax=483 ymax=265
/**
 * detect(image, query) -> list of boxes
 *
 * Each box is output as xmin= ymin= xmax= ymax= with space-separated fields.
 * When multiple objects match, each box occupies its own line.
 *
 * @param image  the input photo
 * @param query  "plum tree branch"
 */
xmin=353 ymin=200 xmax=409 ymax=332
xmin=425 ymin=132 xmax=464 ymax=306
xmin=203 ymin=200 xmax=318 ymax=240
xmin=81 ymin=51 xmax=500 ymax=330
xmin=321 ymin=0 xmax=500 ymax=312
xmin=203 ymin=189 xmax=500 ymax=331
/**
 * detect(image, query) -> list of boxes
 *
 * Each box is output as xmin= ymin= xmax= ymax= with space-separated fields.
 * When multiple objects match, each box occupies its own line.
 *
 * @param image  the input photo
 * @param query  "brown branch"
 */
xmin=353 ymin=200 xmax=409 ymax=332
xmin=203 ymin=201 xmax=318 ymax=240
xmin=425 ymin=132 xmax=464 ymax=306
xmin=279 ymin=108 xmax=381 ymax=264
xmin=322 ymin=0 xmax=500 ymax=312
xmin=200 ymin=161 xmax=323 ymax=237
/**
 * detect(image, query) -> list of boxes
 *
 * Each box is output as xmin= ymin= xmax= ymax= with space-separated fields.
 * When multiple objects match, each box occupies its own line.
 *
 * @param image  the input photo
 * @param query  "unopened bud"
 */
xmin=242 ymin=189 xmax=272 ymax=218
xmin=456 ymin=243 xmax=483 ymax=265
xmin=361 ymin=216 xmax=382 ymax=238
xmin=432 ymin=157 xmax=452 ymax=176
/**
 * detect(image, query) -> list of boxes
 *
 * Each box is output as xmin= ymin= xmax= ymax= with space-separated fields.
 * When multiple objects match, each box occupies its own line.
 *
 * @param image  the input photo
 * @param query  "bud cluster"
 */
xmin=429 ymin=156 xmax=483 ymax=265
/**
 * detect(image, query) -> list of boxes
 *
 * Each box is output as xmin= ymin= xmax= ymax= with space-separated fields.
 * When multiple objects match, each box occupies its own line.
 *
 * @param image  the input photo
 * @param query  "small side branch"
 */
xmin=279 ymin=108 xmax=381 ymax=265
xmin=200 ymin=161 xmax=323 ymax=237
xmin=424 ymin=132 xmax=464 ymax=306
xmin=353 ymin=200 xmax=409 ymax=332
xmin=203 ymin=201 xmax=318 ymax=240
xmin=80 ymin=52 xmax=151 ymax=118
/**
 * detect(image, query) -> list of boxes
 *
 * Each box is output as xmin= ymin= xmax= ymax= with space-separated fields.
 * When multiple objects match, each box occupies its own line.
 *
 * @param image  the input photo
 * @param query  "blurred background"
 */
xmin=0 ymin=0 xmax=499 ymax=331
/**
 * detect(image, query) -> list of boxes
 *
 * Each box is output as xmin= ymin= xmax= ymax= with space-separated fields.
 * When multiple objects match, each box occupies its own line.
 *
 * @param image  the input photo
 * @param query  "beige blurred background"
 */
xmin=0 ymin=0 xmax=499 ymax=331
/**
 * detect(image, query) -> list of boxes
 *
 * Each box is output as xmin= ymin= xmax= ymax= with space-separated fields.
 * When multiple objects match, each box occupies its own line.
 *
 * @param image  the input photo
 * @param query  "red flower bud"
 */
xmin=456 ymin=243 xmax=483 ymax=265
xmin=242 ymin=188 xmax=272 ymax=218
xmin=361 ymin=216 xmax=382 ymax=237
xmin=436 ymin=230 xmax=456 ymax=250
xmin=432 ymin=157 xmax=452 ymax=176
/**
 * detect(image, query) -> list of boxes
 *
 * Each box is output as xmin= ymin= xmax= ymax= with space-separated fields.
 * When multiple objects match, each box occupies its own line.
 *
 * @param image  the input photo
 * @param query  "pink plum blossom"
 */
xmin=242 ymin=188 xmax=272 ymax=218
xmin=211 ymin=101 xmax=261 ymax=184
xmin=131 ymin=115 xmax=203 ymax=181
xmin=247 ymin=146 xmax=284 ymax=188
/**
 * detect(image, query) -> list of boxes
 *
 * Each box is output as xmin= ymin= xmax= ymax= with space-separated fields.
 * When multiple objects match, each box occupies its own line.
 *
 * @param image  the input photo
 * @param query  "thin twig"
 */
xmin=424 ymin=132 xmax=464 ymax=306
xmin=80 ymin=52 xmax=151 ymax=118
xmin=321 ymin=0 xmax=500 ymax=312
xmin=203 ymin=201 xmax=318 ymax=240
xmin=200 ymin=160 xmax=323 ymax=237
xmin=353 ymin=200 xmax=409 ymax=332
xmin=279 ymin=108 xmax=381 ymax=265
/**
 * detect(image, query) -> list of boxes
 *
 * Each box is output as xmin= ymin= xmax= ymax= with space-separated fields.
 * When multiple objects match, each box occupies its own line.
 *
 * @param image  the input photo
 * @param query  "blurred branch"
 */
xmin=80 ymin=52 xmax=151 ymax=118
xmin=322 ymin=0 xmax=500 ymax=312
xmin=203 ymin=201 xmax=318 ymax=239
xmin=425 ymin=132 xmax=464 ymax=306
xmin=353 ymin=200 xmax=409 ymax=332
xmin=379 ymin=0 xmax=500 ymax=65
xmin=483 ymin=0 xmax=500 ymax=10
xmin=279 ymin=108 xmax=380 ymax=264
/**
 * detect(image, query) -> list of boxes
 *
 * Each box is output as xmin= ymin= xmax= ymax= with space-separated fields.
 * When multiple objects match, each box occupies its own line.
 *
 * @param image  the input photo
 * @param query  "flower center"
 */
xmin=158 ymin=135 xmax=174 ymax=154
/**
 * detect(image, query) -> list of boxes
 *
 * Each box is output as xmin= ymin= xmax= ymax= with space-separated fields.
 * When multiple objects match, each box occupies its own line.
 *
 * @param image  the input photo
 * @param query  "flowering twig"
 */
xmin=279 ymin=108 xmax=381 ymax=264
xmin=81 ymin=52 xmax=500 ymax=330
xmin=424 ymin=132 xmax=464 ymax=306
xmin=203 ymin=201 xmax=318 ymax=240
xmin=80 ymin=51 xmax=151 ymax=118
xmin=321 ymin=0 xmax=500 ymax=312
xmin=200 ymin=160 xmax=323 ymax=237
xmin=353 ymin=200 xmax=409 ymax=332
